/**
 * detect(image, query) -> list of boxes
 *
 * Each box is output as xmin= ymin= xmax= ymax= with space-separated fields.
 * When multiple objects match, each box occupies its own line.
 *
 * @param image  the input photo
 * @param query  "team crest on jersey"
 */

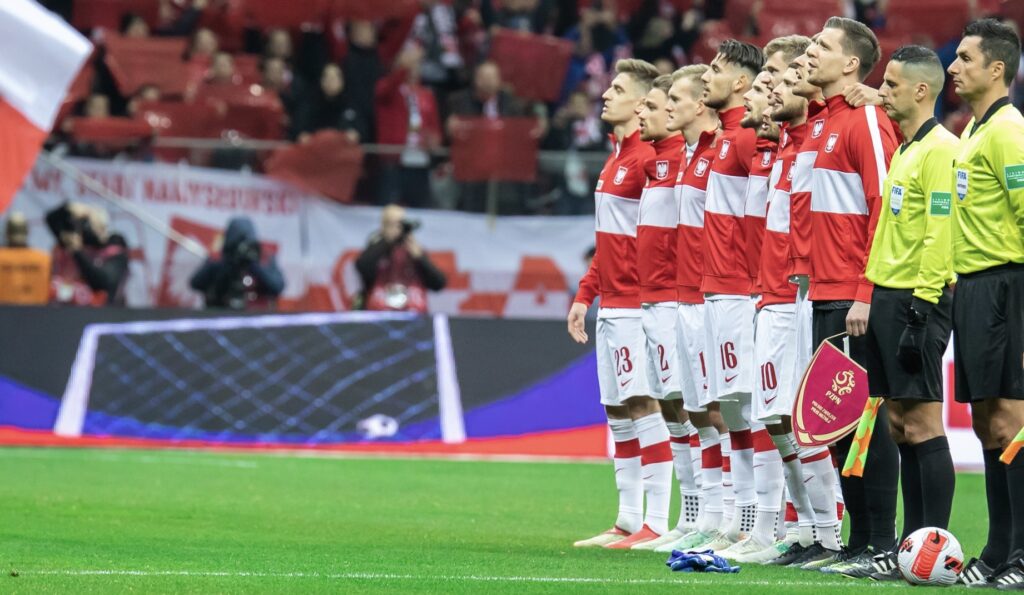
xmin=786 ymin=166 xmax=794 ymax=181
xmin=825 ymin=133 xmax=839 ymax=153
xmin=596 ymin=179 xmax=604 ymax=190
xmin=614 ymin=166 xmax=628 ymax=185
xmin=695 ymin=158 xmax=710 ymax=177
xmin=718 ymin=140 xmax=731 ymax=159
xmin=761 ymin=151 xmax=772 ymax=167
xmin=812 ymin=119 xmax=825 ymax=138
xmin=655 ymin=160 xmax=670 ymax=180
xmin=676 ymin=171 xmax=684 ymax=183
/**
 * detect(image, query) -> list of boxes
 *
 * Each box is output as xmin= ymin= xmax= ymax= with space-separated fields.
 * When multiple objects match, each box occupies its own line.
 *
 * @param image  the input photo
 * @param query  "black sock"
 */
xmin=914 ymin=436 xmax=955 ymax=531
xmin=981 ymin=448 xmax=1012 ymax=567
xmin=898 ymin=442 xmax=923 ymax=541
xmin=1006 ymin=450 xmax=1024 ymax=555
xmin=863 ymin=407 xmax=899 ymax=552
xmin=833 ymin=434 xmax=868 ymax=551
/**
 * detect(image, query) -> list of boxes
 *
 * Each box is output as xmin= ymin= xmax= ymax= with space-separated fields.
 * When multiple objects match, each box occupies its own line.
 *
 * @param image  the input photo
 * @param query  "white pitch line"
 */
xmin=0 ymin=449 xmax=258 ymax=469
xmin=19 ymin=569 xmax=904 ymax=587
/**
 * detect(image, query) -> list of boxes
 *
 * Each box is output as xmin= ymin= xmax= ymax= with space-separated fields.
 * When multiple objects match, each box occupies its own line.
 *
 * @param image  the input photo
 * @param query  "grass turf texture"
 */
xmin=0 ymin=447 xmax=986 ymax=594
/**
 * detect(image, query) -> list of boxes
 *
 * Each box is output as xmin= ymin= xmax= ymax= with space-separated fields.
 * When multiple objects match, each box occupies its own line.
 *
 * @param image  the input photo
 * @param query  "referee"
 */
xmin=850 ymin=46 xmax=958 ymax=581
xmin=946 ymin=19 xmax=1024 ymax=589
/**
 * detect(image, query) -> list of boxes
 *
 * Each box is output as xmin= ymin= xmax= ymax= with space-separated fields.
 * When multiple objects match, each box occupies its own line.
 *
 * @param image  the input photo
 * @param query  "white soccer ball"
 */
xmin=897 ymin=527 xmax=964 ymax=586
xmin=357 ymin=414 xmax=400 ymax=439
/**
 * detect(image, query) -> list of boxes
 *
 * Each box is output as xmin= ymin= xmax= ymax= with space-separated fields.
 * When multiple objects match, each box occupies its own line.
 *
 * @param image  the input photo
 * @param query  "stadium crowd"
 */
xmin=37 ymin=0 xmax=1024 ymax=214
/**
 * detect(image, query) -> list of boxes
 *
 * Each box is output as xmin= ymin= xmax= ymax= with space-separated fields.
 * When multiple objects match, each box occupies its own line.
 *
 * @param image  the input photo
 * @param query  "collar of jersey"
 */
xmin=970 ymin=96 xmax=1012 ymax=136
xmin=900 ymin=118 xmax=938 ymax=154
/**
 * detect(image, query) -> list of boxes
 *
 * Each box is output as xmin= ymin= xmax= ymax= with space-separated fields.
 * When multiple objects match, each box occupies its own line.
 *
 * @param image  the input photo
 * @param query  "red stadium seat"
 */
xmin=103 ymin=35 xmax=190 ymax=97
xmin=136 ymin=101 xmax=222 ymax=139
xmin=757 ymin=12 xmax=826 ymax=44
xmin=72 ymin=0 xmax=160 ymax=32
xmin=233 ymin=54 xmax=263 ymax=85
xmin=68 ymin=117 xmax=154 ymax=142
xmin=691 ymin=20 xmax=735 ymax=65
xmin=330 ymin=0 xmax=424 ymax=19
xmin=885 ymin=0 xmax=969 ymax=46
xmin=759 ymin=0 xmax=843 ymax=19
xmin=232 ymin=0 xmax=330 ymax=29
xmin=195 ymin=86 xmax=285 ymax=140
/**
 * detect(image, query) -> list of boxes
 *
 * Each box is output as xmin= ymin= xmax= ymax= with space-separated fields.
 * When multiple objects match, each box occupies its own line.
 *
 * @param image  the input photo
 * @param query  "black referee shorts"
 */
xmin=953 ymin=263 xmax=1024 ymax=403
xmin=812 ymin=300 xmax=871 ymax=369
xmin=864 ymin=286 xmax=952 ymax=401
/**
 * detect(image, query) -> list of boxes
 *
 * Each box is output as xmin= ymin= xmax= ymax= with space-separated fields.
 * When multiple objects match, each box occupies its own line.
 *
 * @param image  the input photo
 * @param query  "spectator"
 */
xmin=265 ymin=28 xmax=294 ymax=61
xmin=343 ymin=21 xmax=383 ymax=142
xmin=292 ymin=63 xmax=364 ymax=143
xmin=83 ymin=93 xmax=111 ymax=118
xmin=126 ymin=84 xmax=161 ymax=118
xmin=447 ymin=61 xmax=531 ymax=212
xmin=561 ymin=1 xmax=629 ymax=104
xmin=120 ymin=12 xmax=149 ymax=38
xmin=407 ymin=0 xmax=464 ymax=95
xmin=261 ymin=56 xmax=299 ymax=121
xmin=190 ymin=217 xmax=285 ymax=310
xmin=188 ymin=27 xmax=219 ymax=60
xmin=46 ymin=202 xmax=129 ymax=306
xmin=207 ymin=51 xmax=238 ymax=85
xmin=0 ymin=213 xmax=51 ymax=305
xmin=481 ymin=0 xmax=546 ymax=33
xmin=374 ymin=45 xmax=442 ymax=208
xmin=542 ymin=89 xmax=605 ymax=214
xmin=355 ymin=205 xmax=446 ymax=313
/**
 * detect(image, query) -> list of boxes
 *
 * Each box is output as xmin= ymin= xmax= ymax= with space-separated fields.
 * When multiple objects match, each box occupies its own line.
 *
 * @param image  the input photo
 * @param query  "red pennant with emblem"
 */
xmin=792 ymin=335 xmax=869 ymax=447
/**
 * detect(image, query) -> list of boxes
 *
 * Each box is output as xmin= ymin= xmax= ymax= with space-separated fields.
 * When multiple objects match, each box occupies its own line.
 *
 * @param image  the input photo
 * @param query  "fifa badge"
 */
xmin=956 ymin=169 xmax=968 ymax=200
xmin=890 ymin=185 xmax=905 ymax=215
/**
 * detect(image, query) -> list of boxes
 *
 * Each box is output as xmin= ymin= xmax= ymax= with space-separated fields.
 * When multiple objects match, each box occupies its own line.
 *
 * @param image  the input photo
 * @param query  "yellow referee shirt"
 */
xmin=951 ymin=97 xmax=1024 ymax=275
xmin=866 ymin=119 xmax=958 ymax=304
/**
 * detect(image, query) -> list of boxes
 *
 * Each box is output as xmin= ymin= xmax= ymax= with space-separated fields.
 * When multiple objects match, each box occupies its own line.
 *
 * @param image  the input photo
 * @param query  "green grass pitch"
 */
xmin=0 ymin=447 xmax=987 ymax=593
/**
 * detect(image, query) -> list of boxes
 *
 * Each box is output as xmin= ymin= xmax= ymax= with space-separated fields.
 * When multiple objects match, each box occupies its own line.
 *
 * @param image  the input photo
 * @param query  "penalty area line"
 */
xmin=20 ymin=569 xmax=904 ymax=587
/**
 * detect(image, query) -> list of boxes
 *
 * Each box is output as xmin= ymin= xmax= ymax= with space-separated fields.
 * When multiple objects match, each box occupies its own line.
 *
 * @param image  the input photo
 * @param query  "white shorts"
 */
xmin=596 ymin=308 xmax=652 ymax=406
xmin=641 ymin=302 xmax=682 ymax=400
xmin=753 ymin=303 xmax=798 ymax=423
xmin=675 ymin=302 xmax=708 ymax=412
xmin=793 ymin=289 xmax=814 ymax=397
xmin=704 ymin=295 xmax=756 ymax=403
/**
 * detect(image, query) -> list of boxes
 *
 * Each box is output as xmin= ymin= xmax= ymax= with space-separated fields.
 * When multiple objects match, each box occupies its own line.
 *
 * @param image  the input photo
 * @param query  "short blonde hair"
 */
xmin=763 ymin=35 xmax=812 ymax=64
xmin=615 ymin=59 xmax=660 ymax=95
xmin=651 ymin=73 xmax=673 ymax=95
xmin=671 ymin=64 xmax=709 ymax=99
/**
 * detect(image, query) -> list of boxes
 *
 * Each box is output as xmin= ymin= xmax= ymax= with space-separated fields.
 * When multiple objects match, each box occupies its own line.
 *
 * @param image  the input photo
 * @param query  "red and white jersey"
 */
xmin=701 ymin=106 xmax=758 ymax=295
xmin=759 ymin=122 xmax=806 ymax=307
xmin=745 ymin=136 xmax=780 ymax=293
xmin=638 ymin=133 xmax=685 ymax=303
xmin=576 ymin=130 xmax=656 ymax=308
xmin=675 ymin=129 xmax=718 ymax=304
xmin=788 ymin=100 xmax=828 ymax=278
xmin=810 ymin=95 xmax=897 ymax=303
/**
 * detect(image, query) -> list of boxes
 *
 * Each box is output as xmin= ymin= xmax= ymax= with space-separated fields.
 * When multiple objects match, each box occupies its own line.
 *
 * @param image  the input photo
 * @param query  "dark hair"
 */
xmin=824 ymin=16 xmax=881 ymax=81
xmin=963 ymin=18 xmax=1021 ymax=87
xmin=717 ymin=39 xmax=764 ymax=76
xmin=891 ymin=45 xmax=945 ymax=97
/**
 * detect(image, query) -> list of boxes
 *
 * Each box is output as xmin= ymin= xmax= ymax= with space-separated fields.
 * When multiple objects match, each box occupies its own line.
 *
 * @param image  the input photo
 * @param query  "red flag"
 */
xmin=792 ymin=337 xmax=870 ymax=447
xmin=0 ymin=0 xmax=92 ymax=212
xmin=449 ymin=117 xmax=539 ymax=182
xmin=489 ymin=30 xmax=573 ymax=102
xmin=264 ymin=130 xmax=364 ymax=203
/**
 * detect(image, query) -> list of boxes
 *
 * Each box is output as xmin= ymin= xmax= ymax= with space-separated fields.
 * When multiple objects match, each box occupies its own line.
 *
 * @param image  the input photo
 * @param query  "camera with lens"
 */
xmin=400 ymin=219 xmax=421 ymax=239
xmin=231 ymin=238 xmax=261 ymax=268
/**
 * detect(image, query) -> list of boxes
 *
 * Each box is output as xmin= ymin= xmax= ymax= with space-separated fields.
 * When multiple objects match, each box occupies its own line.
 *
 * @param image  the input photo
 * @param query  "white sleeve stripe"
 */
xmin=864 ymin=107 xmax=888 ymax=196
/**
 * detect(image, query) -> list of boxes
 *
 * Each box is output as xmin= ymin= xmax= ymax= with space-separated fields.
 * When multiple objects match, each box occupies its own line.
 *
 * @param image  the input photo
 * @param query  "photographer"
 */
xmin=355 ymin=205 xmax=446 ymax=313
xmin=46 ymin=202 xmax=129 ymax=306
xmin=190 ymin=217 xmax=285 ymax=310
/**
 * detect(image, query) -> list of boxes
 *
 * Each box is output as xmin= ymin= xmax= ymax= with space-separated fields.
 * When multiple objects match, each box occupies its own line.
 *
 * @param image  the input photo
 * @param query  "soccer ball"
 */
xmin=357 ymin=414 xmax=399 ymax=439
xmin=897 ymin=527 xmax=964 ymax=586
